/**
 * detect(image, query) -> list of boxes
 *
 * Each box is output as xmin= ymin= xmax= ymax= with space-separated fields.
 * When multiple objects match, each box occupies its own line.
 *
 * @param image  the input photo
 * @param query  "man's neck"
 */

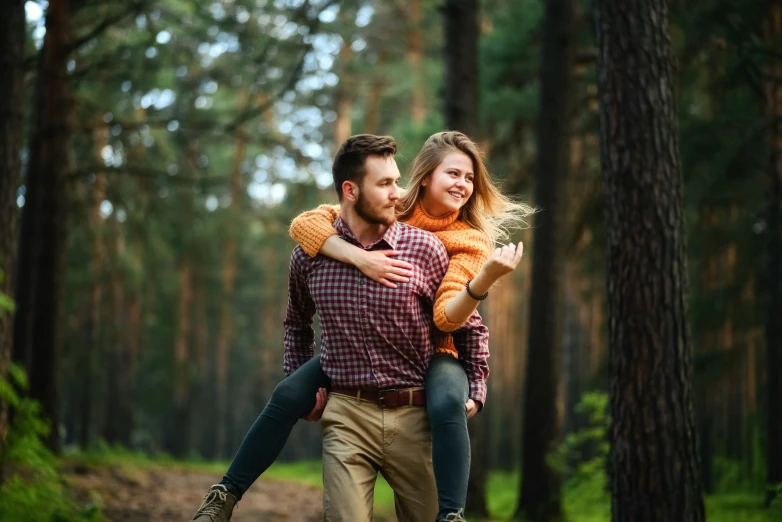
xmin=340 ymin=205 xmax=389 ymax=247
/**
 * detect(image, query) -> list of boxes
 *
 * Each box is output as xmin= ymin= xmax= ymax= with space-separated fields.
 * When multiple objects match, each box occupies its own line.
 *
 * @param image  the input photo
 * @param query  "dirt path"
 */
xmin=64 ymin=461 xmax=355 ymax=521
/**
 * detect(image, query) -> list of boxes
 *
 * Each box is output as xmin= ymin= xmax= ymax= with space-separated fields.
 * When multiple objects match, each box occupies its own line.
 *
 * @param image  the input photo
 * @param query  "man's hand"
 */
xmin=302 ymin=388 xmax=329 ymax=421
xmin=465 ymin=399 xmax=479 ymax=419
xmin=353 ymin=249 xmax=415 ymax=288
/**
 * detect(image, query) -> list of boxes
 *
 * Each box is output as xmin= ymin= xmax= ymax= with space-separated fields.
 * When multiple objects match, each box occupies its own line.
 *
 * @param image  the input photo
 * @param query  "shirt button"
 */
xmin=360 ymin=310 xmax=366 ymax=316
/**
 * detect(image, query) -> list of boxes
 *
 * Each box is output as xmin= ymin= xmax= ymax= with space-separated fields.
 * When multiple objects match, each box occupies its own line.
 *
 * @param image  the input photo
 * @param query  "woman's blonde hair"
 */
xmin=397 ymin=131 xmax=535 ymax=245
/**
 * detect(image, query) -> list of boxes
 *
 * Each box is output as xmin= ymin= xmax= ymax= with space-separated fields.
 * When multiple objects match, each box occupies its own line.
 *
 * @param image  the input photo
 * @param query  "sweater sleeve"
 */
xmin=289 ymin=204 xmax=341 ymax=258
xmin=432 ymin=229 xmax=492 ymax=332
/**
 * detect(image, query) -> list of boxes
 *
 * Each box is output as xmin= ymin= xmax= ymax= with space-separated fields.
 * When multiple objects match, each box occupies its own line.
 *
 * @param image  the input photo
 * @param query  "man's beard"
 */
xmin=354 ymin=191 xmax=395 ymax=226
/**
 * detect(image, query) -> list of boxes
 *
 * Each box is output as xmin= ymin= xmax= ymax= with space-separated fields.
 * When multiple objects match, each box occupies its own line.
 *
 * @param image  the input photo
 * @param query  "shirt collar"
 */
xmin=334 ymin=217 xmax=400 ymax=251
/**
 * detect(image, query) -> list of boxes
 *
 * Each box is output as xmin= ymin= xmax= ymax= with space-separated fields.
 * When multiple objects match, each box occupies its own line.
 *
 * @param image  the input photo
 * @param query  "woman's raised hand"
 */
xmin=354 ymin=249 xmax=415 ymax=288
xmin=480 ymin=242 xmax=524 ymax=283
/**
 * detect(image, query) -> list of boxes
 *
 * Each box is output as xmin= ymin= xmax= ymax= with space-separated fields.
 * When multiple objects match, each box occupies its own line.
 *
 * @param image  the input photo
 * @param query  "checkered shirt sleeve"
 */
xmin=452 ymin=312 xmax=490 ymax=406
xmin=283 ymin=247 xmax=317 ymax=375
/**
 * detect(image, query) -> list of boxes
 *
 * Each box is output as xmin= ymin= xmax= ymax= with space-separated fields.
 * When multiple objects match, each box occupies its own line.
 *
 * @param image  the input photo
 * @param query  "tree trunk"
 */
xmin=103 ymin=220 xmax=127 ymax=445
xmin=594 ymin=0 xmax=706 ymax=520
xmin=443 ymin=0 xmax=486 ymax=515
xmin=13 ymin=0 xmax=72 ymax=453
xmin=443 ymin=0 xmax=478 ymax=136
xmin=517 ymin=0 xmax=573 ymax=519
xmin=171 ymin=258 xmax=193 ymax=457
xmin=192 ymin=272 xmax=213 ymax=458
xmin=215 ymin=132 xmax=245 ymax=457
xmin=363 ymin=49 xmax=387 ymax=135
xmin=334 ymin=42 xmax=353 ymax=147
xmin=122 ymin=295 xmax=140 ymax=441
xmin=407 ymin=0 xmax=426 ymax=126
xmin=764 ymin=0 xmax=782 ymax=508
xmin=0 ymin=0 xmax=25 ymax=470
xmin=80 ymin=121 xmax=107 ymax=448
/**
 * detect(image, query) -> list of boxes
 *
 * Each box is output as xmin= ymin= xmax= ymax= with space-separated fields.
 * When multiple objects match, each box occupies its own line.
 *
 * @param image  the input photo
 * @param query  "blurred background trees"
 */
xmin=0 ymin=0 xmax=780 ymax=518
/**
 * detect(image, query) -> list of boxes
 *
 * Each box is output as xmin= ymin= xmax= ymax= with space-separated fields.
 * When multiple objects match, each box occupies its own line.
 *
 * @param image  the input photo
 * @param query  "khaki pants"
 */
xmin=321 ymin=392 xmax=438 ymax=522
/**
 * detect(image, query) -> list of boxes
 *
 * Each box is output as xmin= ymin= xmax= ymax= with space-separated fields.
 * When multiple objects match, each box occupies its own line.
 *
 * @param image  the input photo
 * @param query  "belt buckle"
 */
xmin=378 ymin=389 xmax=398 ymax=409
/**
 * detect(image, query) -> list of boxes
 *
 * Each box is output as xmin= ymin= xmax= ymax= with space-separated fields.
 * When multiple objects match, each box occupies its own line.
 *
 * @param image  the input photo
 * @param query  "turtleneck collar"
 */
xmin=405 ymin=201 xmax=460 ymax=232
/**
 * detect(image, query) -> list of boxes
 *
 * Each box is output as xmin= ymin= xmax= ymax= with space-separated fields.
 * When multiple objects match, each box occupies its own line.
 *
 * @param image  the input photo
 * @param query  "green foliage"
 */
xmin=0 ymin=366 xmax=102 ymax=522
xmin=0 ymin=270 xmax=14 ymax=314
xmin=556 ymin=392 xmax=610 ymax=507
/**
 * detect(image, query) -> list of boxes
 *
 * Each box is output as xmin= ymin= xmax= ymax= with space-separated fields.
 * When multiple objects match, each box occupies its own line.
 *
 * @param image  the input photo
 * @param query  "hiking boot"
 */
xmin=190 ymin=484 xmax=238 ymax=521
xmin=434 ymin=509 xmax=467 ymax=522
xmin=436 ymin=509 xmax=467 ymax=522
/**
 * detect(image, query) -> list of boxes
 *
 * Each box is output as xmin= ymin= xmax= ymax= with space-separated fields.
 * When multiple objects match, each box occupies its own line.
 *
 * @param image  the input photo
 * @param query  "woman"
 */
xmin=189 ymin=131 xmax=533 ymax=522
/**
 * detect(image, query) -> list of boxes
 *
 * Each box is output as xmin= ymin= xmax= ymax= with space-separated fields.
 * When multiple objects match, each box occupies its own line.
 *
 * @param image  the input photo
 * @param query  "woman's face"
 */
xmin=420 ymin=151 xmax=475 ymax=217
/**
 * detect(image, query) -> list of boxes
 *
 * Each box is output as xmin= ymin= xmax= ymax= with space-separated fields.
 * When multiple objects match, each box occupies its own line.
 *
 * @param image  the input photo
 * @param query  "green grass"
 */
xmin=485 ymin=470 xmax=776 ymax=522
xmin=70 ymin=448 xmax=777 ymax=521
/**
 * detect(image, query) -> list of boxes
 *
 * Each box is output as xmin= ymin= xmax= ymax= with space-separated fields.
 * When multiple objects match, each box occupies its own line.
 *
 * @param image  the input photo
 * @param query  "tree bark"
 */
xmin=80 ymin=121 xmax=107 ymax=448
xmin=103 ymin=219 xmax=128 ymax=446
xmin=363 ymin=49 xmax=387 ymax=135
xmin=172 ymin=259 xmax=193 ymax=457
xmin=215 ymin=131 xmax=245 ymax=457
xmin=443 ymin=0 xmax=478 ymax=136
xmin=169 ymin=140 xmax=198 ymax=457
xmin=594 ymin=0 xmax=706 ymax=520
xmin=517 ymin=0 xmax=573 ymax=519
xmin=334 ymin=42 xmax=353 ymax=147
xmin=407 ymin=0 xmax=426 ymax=126
xmin=0 ymin=0 xmax=25 ymax=477
xmin=443 ymin=0 xmax=487 ymax=515
xmin=13 ymin=0 xmax=72 ymax=453
xmin=764 ymin=0 xmax=782 ymax=508
xmin=191 ymin=272 xmax=213 ymax=458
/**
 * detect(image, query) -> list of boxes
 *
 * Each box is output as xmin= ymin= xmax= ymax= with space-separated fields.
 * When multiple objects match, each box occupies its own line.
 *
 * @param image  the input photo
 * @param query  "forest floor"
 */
xmin=56 ymin=455 xmax=777 ymax=522
xmin=62 ymin=459 xmax=394 ymax=522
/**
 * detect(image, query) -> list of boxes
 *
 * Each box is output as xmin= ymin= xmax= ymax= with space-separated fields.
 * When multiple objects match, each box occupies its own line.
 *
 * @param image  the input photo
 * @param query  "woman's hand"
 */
xmin=465 ymin=399 xmax=479 ymax=419
xmin=479 ymin=242 xmax=524 ymax=283
xmin=353 ymin=250 xmax=415 ymax=288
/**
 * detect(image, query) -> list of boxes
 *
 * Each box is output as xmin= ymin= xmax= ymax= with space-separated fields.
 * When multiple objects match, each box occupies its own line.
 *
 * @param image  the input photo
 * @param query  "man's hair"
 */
xmin=332 ymin=134 xmax=397 ymax=200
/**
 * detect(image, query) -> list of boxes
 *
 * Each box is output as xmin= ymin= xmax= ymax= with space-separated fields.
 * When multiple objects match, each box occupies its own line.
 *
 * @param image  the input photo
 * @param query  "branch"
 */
xmin=66 ymin=1 xmax=147 ymax=54
xmin=67 ymin=165 xmax=231 ymax=187
xmin=222 ymin=0 xmax=340 ymax=133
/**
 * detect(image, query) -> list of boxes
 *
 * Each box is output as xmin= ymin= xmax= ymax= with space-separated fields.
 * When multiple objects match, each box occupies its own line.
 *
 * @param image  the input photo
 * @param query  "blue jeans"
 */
xmin=220 ymin=356 xmax=330 ymax=497
xmin=426 ymin=354 xmax=471 ymax=519
xmin=220 ymin=354 xmax=471 ymax=519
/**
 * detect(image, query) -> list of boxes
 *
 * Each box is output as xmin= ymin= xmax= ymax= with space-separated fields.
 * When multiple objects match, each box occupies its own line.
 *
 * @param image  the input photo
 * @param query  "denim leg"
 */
xmin=220 ymin=355 xmax=330 ymax=499
xmin=426 ymin=354 xmax=470 ymax=519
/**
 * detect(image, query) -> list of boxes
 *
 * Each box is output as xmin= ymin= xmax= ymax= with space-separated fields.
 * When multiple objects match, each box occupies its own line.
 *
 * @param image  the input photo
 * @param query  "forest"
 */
xmin=0 ymin=0 xmax=781 ymax=521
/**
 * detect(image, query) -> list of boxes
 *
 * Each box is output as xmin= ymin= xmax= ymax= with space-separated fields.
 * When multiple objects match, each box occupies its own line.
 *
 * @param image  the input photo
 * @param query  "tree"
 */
xmin=763 ymin=0 xmax=782 ymax=508
xmin=517 ymin=0 xmax=573 ymax=519
xmin=13 ymin=0 xmax=73 ymax=453
xmin=443 ymin=0 xmax=478 ymax=136
xmin=442 ymin=0 xmax=488 ymax=515
xmin=215 ymin=113 xmax=247 ymax=457
xmin=595 ymin=0 xmax=706 ymax=520
xmin=0 ymin=0 xmax=25 ymax=470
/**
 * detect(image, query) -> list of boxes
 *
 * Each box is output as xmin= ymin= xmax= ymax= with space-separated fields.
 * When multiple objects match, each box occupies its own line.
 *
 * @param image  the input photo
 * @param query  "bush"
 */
xmin=0 ymin=364 xmax=102 ymax=522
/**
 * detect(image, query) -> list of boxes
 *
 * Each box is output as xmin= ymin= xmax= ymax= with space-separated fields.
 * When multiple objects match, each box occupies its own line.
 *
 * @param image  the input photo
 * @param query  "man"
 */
xmin=283 ymin=134 xmax=489 ymax=522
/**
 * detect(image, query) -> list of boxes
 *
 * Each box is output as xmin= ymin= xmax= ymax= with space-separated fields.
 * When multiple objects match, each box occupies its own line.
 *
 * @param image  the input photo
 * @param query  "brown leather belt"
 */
xmin=330 ymin=387 xmax=426 ymax=409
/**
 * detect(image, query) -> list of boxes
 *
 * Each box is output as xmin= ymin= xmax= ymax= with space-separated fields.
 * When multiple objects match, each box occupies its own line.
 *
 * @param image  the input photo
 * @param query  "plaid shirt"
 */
xmin=283 ymin=217 xmax=489 ymax=405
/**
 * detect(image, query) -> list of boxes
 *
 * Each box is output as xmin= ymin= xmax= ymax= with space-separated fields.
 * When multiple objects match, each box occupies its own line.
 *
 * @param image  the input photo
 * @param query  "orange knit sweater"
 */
xmin=289 ymin=203 xmax=492 ymax=358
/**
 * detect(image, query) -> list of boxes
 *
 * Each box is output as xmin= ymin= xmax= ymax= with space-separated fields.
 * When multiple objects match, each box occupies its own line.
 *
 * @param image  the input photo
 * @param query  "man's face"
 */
xmin=353 ymin=155 xmax=401 ymax=226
